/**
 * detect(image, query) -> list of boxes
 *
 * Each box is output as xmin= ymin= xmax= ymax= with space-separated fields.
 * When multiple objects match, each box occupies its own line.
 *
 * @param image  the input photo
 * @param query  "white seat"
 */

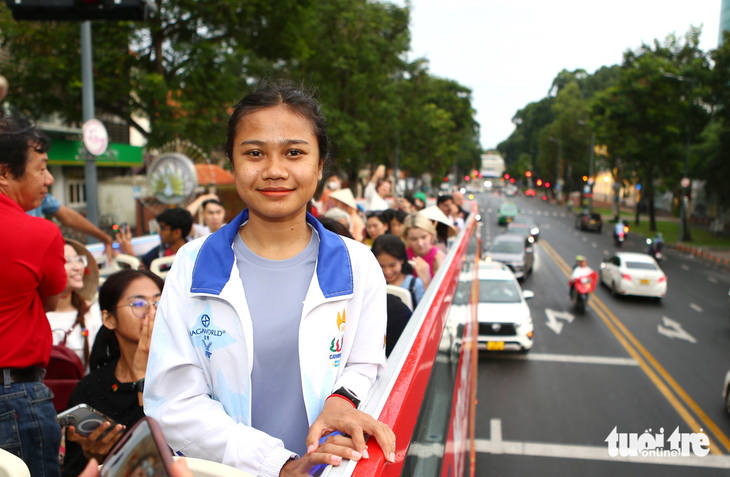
xmin=0 ymin=448 xmax=30 ymax=477
xmin=173 ymin=457 xmax=254 ymax=477
xmin=150 ymin=255 xmax=176 ymax=279
xmin=387 ymin=284 xmax=413 ymax=311
xmin=98 ymin=254 xmax=141 ymax=286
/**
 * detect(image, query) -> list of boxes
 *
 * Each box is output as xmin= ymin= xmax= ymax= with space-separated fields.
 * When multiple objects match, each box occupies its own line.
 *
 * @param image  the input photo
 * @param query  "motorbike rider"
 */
xmin=614 ymin=219 xmax=625 ymax=242
xmin=649 ymin=231 xmax=664 ymax=256
xmin=570 ymin=255 xmax=594 ymax=300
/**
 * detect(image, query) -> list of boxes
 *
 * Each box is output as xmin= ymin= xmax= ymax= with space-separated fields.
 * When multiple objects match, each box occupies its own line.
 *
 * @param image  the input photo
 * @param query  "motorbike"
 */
xmin=647 ymin=238 xmax=664 ymax=261
xmin=614 ymin=231 xmax=625 ymax=248
xmin=569 ymin=271 xmax=598 ymax=315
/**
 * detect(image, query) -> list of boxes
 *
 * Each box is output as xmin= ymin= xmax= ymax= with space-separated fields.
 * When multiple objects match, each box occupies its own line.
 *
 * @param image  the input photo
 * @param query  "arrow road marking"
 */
xmin=545 ymin=308 xmax=575 ymax=335
xmin=689 ymin=303 xmax=703 ymax=312
xmin=657 ymin=316 xmax=697 ymax=343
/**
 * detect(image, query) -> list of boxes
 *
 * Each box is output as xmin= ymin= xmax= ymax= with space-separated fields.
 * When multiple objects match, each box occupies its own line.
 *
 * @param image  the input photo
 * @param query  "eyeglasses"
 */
xmin=65 ymin=256 xmax=88 ymax=267
xmin=117 ymin=298 xmax=160 ymax=318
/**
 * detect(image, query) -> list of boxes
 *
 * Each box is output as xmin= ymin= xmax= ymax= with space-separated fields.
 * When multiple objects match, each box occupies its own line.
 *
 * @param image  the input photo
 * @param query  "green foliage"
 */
xmin=0 ymin=0 xmax=482 ymax=185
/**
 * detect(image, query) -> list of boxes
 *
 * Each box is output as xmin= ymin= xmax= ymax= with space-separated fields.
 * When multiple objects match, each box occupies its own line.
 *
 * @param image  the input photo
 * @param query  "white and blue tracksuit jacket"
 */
xmin=143 ymin=210 xmax=387 ymax=477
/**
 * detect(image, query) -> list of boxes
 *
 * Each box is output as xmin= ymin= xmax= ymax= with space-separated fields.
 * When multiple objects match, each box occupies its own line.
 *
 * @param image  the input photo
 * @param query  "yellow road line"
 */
xmin=538 ymin=239 xmax=728 ymax=455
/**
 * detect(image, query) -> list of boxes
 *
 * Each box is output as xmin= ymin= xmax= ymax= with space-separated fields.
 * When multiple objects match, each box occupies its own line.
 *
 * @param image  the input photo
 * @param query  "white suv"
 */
xmin=477 ymin=260 xmax=535 ymax=352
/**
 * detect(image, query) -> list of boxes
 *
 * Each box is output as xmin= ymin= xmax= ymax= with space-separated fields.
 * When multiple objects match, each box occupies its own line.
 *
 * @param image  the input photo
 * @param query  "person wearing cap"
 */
xmin=46 ymin=240 xmax=103 ymax=371
xmin=570 ymin=255 xmax=593 ymax=299
xmin=413 ymin=191 xmax=427 ymax=211
xmin=0 ymin=113 xmax=66 ymax=477
xmin=419 ymin=205 xmax=458 ymax=253
xmin=329 ymin=188 xmax=366 ymax=242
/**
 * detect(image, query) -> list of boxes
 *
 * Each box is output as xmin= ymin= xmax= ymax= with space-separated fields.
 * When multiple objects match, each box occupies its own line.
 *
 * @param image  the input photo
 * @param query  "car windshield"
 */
xmin=506 ymin=227 xmax=530 ymax=236
xmin=590 ymin=213 xmax=602 ymax=220
xmin=489 ymin=242 xmax=523 ymax=254
xmin=500 ymin=205 xmax=517 ymax=214
xmin=626 ymin=261 xmax=657 ymax=270
xmin=479 ymin=279 xmax=522 ymax=303
xmin=513 ymin=217 xmax=535 ymax=225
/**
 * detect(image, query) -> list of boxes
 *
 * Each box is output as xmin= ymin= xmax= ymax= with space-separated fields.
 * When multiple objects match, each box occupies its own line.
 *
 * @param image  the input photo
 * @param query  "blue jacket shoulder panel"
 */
xmin=190 ymin=209 xmax=353 ymax=298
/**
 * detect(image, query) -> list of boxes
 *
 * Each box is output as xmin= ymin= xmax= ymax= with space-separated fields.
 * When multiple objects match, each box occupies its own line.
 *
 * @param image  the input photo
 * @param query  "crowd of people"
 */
xmin=0 ymin=81 xmax=469 ymax=477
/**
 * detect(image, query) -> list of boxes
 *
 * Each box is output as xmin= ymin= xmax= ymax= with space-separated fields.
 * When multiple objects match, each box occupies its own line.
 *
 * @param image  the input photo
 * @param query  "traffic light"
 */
xmin=504 ymin=173 xmax=510 ymax=180
xmin=465 ymin=176 xmax=471 ymax=181
xmin=525 ymin=171 xmax=532 ymax=178
xmin=5 ymin=0 xmax=157 ymax=21
xmin=444 ymin=176 xmax=449 ymax=182
xmin=545 ymin=182 xmax=551 ymax=188
xmin=536 ymin=179 xmax=543 ymax=186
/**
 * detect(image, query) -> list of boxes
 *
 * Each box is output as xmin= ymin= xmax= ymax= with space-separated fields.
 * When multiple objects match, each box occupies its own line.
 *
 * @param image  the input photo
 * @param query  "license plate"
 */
xmin=506 ymin=218 xmax=512 ymax=222
xmin=640 ymin=279 xmax=650 ymax=285
xmin=487 ymin=341 xmax=505 ymax=351
xmin=590 ymin=220 xmax=596 ymax=224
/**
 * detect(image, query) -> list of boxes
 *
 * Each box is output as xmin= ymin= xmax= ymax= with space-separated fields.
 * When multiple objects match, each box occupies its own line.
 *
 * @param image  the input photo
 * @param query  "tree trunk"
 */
xmin=648 ymin=167 xmax=656 ymax=232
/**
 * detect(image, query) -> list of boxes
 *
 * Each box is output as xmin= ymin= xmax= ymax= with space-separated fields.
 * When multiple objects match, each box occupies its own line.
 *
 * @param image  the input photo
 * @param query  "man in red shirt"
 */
xmin=0 ymin=114 xmax=66 ymax=477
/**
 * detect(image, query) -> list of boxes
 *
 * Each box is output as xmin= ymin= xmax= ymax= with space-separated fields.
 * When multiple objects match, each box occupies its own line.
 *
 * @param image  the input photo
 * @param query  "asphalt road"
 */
xmin=471 ymin=190 xmax=730 ymax=476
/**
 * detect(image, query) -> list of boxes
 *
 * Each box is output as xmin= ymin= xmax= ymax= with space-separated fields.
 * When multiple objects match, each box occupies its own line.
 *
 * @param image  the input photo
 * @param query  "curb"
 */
xmin=674 ymin=243 xmax=730 ymax=272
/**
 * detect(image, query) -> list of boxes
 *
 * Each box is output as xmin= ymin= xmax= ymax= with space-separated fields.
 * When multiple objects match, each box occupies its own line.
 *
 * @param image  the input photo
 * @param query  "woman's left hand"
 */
xmin=306 ymin=397 xmax=396 ymax=464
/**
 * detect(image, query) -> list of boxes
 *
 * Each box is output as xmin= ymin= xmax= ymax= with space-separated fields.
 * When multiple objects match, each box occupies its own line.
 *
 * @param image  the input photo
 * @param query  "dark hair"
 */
xmin=156 ymin=207 xmax=193 ymax=238
xmin=402 ymin=194 xmax=415 ymax=207
xmin=89 ymin=270 xmax=164 ymax=371
xmin=371 ymin=234 xmax=414 ymax=275
xmin=202 ymin=199 xmax=224 ymax=211
xmin=365 ymin=210 xmax=390 ymax=233
xmin=383 ymin=209 xmax=407 ymax=226
xmin=225 ymin=80 xmax=334 ymax=173
xmin=0 ymin=114 xmax=50 ymax=179
xmin=437 ymin=194 xmax=453 ymax=206
xmin=65 ymin=242 xmax=93 ymax=365
xmin=318 ymin=217 xmax=354 ymax=240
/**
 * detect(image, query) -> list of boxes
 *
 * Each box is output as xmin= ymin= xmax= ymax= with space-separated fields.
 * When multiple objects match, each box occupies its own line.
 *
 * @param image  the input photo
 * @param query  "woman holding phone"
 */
xmin=144 ymin=82 xmax=395 ymax=477
xmin=63 ymin=269 xmax=163 ymax=477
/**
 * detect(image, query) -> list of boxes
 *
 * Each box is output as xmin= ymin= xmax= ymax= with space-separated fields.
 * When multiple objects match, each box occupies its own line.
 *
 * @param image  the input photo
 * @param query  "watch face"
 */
xmin=147 ymin=152 xmax=198 ymax=205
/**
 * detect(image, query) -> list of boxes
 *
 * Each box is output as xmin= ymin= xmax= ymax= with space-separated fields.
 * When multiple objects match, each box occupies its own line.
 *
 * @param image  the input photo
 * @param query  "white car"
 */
xmin=599 ymin=252 xmax=667 ymax=299
xmin=477 ymin=260 xmax=534 ymax=352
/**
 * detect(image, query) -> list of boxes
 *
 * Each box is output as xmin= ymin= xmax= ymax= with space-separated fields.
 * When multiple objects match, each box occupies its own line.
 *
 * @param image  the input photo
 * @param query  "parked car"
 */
xmin=498 ymin=202 xmax=519 ymax=225
xmin=512 ymin=216 xmax=540 ymax=241
xmin=484 ymin=234 xmax=534 ymax=279
xmin=599 ymin=252 xmax=667 ymax=299
xmin=575 ymin=212 xmax=603 ymax=232
xmin=476 ymin=260 xmax=534 ymax=352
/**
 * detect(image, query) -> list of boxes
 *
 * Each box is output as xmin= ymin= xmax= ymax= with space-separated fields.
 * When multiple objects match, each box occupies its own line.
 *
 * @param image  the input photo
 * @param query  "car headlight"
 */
xmin=531 ymin=228 xmax=539 ymax=235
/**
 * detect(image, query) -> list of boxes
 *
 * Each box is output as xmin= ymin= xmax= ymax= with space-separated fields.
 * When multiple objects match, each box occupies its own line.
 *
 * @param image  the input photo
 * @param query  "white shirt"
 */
xmin=47 ymin=302 xmax=103 ymax=371
xmin=191 ymin=222 xmax=227 ymax=240
xmin=572 ymin=266 xmax=594 ymax=280
xmin=614 ymin=222 xmax=624 ymax=235
xmin=364 ymin=182 xmax=389 ymax=212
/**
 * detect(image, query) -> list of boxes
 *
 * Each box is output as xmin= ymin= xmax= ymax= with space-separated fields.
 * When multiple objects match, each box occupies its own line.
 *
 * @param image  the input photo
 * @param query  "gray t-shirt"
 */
xmin=232 ymin=227 xmax=319 ymax=456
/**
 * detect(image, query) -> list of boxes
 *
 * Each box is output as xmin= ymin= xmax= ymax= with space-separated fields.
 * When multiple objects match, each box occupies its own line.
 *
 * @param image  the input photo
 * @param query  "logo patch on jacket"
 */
xmin=329 ymin=309 xmax=346 ymax=366
xmin=190 ymin=311 xmax=236 ymax=359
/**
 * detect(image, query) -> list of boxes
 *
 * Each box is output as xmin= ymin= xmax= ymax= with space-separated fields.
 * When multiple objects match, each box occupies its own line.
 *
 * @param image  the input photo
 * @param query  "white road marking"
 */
xmin=603 ymin=250 xmax=610 ymax=256
xmin=560 ymin=213 xmax=566 ymax=217
xmin=574 ymin=232 xmax=579 ymax=236
xmin=487 ymin=208 xmax=493 ymax=213
xmin=681 ymin=264 xmax=690 ymax=270
xmin=708 ymin=276 xmax=718 ymax=283
xmin=544 ymin=309 xmax=575 ymax=334
xmin=474 ymin=420 xmax=730 ymax=468
xmin=489 ymin=353 xmax=638 ymax=366
xmin=408 ymin=442 xmax=444 ymax=458
xmin=658 ymin=316 xmax=697 ymax=343
xmin=582 ymin=237 xmax=587 ymax=242
xmin=552 ymin=212 xmax=558 ymax=217
xmin=591 ymin=242 xmax=597 ymax=248
xmin=536 ymin=211 xmax=542 ymax=215
xmin=689 ymin=303 xmax=703 ymax=313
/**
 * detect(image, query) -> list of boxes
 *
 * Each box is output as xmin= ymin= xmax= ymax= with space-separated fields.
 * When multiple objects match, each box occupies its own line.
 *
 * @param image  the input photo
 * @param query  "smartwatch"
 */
xmin=331 ymin=387 xmax=360 ymax=409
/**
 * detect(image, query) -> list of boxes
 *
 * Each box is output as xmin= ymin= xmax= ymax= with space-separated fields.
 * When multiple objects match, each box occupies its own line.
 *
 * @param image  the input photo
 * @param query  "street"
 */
xmin=472 ymin=191 xmax=730 ymax=476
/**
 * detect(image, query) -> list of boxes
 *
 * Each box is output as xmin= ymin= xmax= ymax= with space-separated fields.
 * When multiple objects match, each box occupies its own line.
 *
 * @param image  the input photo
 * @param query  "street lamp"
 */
xmin=663 ymin=73 xmax=696 ymax=242
xmin=577 ymin=120 xmax=595 ymax=212
xmin=548 ymin=136 xmax=562 ymax=203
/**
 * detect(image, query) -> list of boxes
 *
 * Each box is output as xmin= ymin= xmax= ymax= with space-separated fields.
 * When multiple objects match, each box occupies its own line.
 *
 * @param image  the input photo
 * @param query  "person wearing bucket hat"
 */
xmin=329 ymin=188 xmax=365 ymax=242
xmin=46 ymin=240 xmax=103 ymax=370
xmin=413 ymin=191 xmax=427 ymax=211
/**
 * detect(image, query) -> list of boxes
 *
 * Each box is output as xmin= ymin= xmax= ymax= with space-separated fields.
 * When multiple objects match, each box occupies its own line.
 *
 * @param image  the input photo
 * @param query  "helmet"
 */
xmin=656 ymin=232 xmax=663 ymax=238
xmin=575 ymin=255 xmax=586 ymax=262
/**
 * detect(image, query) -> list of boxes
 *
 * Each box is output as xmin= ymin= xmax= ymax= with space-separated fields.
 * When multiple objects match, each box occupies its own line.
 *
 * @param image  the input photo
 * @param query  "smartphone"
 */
xmin=56 ymin=403 xmax=117 ymax=438
xmin=101 ymin=417 xmax=173 ymax=477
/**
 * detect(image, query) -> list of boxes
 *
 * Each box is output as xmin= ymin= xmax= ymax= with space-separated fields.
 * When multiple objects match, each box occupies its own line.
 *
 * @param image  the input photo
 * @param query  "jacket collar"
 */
xmin=191 ymin=209 xmax=353 ymax=299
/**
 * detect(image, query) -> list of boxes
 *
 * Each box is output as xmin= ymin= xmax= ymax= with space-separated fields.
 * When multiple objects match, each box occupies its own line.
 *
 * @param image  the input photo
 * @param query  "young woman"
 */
xmin=46 ymin=240 xmax=102 ymax=371
xmin=144 ymin=82 xmax=395 ymax=477
xmin=63 ymin=269 xmax=164 ymax=477
xmin=402 ymin=213 xmax=446 ymax=289
xmin=372 ymin=234 xmax=424 ymax=308
xmin=365 ymin=211 xmax=390 ymax=246
xmin=383 ymin=209 xmax=407 ymax=240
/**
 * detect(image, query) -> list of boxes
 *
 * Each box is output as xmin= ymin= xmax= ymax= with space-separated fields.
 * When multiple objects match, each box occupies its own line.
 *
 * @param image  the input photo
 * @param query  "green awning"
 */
xmin=47 ymin=139 xmax=144 ymax=167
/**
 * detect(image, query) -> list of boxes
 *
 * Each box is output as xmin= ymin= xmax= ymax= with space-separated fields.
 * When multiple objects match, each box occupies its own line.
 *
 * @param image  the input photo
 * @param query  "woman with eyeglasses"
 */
xmin=62 ymin=269 xmax=164 ymax=477
xmin=46 ymin=240 xmax=102 ymax=371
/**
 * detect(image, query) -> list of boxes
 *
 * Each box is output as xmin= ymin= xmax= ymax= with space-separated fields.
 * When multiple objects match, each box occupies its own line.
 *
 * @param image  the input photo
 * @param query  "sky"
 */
xmin=392 ymin=0 xmax=722 ymax=151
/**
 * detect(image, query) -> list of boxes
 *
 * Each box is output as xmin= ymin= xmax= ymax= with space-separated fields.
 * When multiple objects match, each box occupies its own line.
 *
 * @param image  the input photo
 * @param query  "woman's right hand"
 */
xmin=116 ymin=225 xmax=134 ymax=257
xmin=68 ymin=422 xmax=125 ymax=462
xmin=410 ymin=257 xmax=431 ymax=288
xmin=279 ymin=434 xmax=363 ymax=477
